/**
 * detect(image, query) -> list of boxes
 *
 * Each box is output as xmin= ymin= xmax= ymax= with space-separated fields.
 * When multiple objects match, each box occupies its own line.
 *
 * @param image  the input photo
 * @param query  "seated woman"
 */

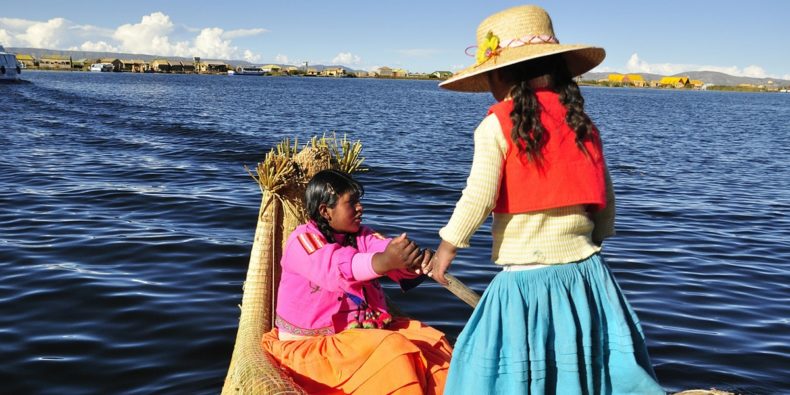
xmin=261 ymin=169 xmax=452 ymax=394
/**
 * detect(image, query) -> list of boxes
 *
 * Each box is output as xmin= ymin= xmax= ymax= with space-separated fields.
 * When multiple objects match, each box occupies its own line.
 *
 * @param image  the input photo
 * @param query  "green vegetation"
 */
xmin=707 ymin=85 xmax=768 ymax=92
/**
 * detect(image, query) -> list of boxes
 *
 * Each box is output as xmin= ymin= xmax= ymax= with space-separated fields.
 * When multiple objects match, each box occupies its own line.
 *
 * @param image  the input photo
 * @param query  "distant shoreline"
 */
xmin=18 ymin=68 xmax=448 ymax=82
xmin=9 ymin=46 xmax=452 ymax=81
xmin=16 ymin=68 xmax=790 ymax=93
xmin=578 ymin=80 xmax=789 ymax=93
xmin=10 ymin=47 xmax=788 ymax=90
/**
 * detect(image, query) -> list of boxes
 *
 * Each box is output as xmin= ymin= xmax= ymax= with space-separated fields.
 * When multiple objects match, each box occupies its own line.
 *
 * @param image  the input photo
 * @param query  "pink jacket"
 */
xmin=275 ymin=221 xmax=424 ymax=336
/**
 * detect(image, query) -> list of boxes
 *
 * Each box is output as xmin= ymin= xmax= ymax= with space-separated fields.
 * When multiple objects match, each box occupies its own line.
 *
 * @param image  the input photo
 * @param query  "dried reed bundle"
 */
xmin=222 ymin=135 xmax=364 ymax=395
xmin=328 ymin=134 xmax=366 ymax=174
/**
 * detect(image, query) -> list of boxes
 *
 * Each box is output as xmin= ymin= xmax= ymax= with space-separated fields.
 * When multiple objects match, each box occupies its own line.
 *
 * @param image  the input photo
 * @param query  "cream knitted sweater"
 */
xmin=439 ymin=114 xmax=615 ymax=265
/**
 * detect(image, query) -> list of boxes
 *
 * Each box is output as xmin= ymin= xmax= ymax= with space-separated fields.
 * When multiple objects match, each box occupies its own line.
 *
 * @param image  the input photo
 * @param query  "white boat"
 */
xmin=232 ymin=66 xmax=265 ymax=76
xmin=0 ymin=45 xmax=22 ymax=81
xmin=90 ymin=63 xmax=114 ymax=72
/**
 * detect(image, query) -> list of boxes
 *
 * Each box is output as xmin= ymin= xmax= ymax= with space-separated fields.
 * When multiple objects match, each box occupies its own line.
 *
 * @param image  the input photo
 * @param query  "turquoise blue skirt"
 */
xmin=445 ymin=254 xmax=665 ymax=394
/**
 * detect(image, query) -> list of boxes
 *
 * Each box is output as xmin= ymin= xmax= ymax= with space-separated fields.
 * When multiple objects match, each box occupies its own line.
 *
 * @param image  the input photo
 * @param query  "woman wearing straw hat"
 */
xmin=429 ymin=5 xmax=665 ymax=394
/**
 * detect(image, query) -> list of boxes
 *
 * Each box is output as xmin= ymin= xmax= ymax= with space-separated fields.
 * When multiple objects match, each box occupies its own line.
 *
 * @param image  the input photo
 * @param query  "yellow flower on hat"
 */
xmin=476 ymin=31 xmax=500 ymax=65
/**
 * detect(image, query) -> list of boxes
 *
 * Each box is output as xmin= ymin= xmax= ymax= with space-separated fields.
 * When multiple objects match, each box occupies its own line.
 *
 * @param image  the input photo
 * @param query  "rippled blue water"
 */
xmin=2 ymin=71 xmax=788 ymax=394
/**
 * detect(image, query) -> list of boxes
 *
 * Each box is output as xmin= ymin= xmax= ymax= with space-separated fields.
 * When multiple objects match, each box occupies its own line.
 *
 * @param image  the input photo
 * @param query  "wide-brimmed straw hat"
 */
xmin=439 ymin=5 xmax=605 ymax=92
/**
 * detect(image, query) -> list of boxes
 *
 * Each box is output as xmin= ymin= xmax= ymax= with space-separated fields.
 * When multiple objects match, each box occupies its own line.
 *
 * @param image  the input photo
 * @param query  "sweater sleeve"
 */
xmin=591 ymin=160 xmax=616 ymax=244
xmin=350 ymin=226 xmax=391 ymax=281
xmin=439 ymin=114 xmax=507 ymax=248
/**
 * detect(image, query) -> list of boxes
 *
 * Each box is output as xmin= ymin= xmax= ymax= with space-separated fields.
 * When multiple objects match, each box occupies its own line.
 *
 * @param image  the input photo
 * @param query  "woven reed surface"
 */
xmin=221 ymin=194 xmax=307 ymax=394
xmin=222 ymin=142 xmax=338 ymax=394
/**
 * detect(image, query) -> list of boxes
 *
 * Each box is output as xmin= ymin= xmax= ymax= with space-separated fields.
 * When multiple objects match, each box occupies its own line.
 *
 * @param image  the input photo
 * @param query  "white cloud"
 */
xmin=625 ymin=53 xmax=687 ymax=75
xmin=741 ymin=65 xmax=767 ymax=78
xmin=590 ymin=65 xmax=615 ymax=73
xmin=625 ymin=53 xmax=780 ymax=78
xmin=275 ymin=54 xmax=289 ymax=64
xmin=332 ymin=52 xmax=361 ymax=65
xmin=0 ymin=28 xmax=12 ymax=46
xmin=1 ymin=17 xmax=118 ymax=50
xmin=244 ymin=49 xmax=261 ymax=63
xmin=76 ymin=41 xmax=119 ymax=52
xmin=113 ymin=12 xmax=187 ymax=56
xmin=1 ymin=13 xmax=269 ymax=62
xmin=0 ymin=17 xmax=36 ymax=34
xmin=192 ymin=27 xmax=237 ymax=59
xmin=223 ymin=28 xmax=267 ymax=39
xmin=70 ymin=23 xmax=114 ymax=37
xmin=17 ymin=17 xmax=69 ymax=48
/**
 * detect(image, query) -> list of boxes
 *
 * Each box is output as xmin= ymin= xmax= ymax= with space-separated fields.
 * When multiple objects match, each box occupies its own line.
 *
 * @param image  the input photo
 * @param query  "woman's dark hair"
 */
xmin=304 ymin=169 xmax=364 ymax=248
xmin=498 ymin=54 xmax=597 ymax=162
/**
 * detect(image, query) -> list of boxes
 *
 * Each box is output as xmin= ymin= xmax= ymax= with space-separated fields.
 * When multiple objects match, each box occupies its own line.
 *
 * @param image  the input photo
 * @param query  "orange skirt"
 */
xmin=261 ymin=318 xmax=452 ymax=395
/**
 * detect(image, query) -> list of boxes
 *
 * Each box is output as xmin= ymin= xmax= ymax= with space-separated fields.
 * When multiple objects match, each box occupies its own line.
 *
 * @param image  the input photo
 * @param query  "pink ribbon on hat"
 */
xmin=503 ymin=34 xmax=559 ymax=47
xmin=465 ymin=34 xmax=560 ymax=57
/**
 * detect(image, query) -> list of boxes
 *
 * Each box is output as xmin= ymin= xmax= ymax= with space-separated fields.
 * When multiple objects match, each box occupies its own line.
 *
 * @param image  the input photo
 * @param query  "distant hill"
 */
xmin=581 ymin=70 xmax=790 ymax=87
xmin=9 ymin=46 xmax=224 ymax=63
xmin=7 ymin=46 xmax=367 ymax=74
xmin=681 ymin=71 xmax=790 ymax=87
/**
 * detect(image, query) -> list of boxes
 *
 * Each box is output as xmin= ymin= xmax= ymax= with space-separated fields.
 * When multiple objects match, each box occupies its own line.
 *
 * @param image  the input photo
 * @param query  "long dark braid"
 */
xmin=304 ymin=169 xmax=364 ymax=248
xmin=558 ymin=74 xmax=598 ymax=154
xmin=503 ymin=54 xmax=597 ymax=161
xmin=510 ymin=80 xmax=544 ymax=162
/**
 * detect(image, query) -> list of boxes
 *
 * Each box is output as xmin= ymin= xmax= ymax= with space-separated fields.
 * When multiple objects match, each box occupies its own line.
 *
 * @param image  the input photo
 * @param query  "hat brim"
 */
xmin=439 ymin=44 xmax=605 ymax=92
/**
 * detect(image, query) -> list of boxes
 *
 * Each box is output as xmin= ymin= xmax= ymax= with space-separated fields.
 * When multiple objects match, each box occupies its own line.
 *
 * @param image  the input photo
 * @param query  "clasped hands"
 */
xmin=372 ymin=234 xmax=456 ymax=285
xmin=372 ymin=233 xmax=434 ymax=276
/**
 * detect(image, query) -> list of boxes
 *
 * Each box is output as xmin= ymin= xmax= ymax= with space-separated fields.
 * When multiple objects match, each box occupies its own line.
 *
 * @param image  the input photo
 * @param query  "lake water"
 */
xmin=2 ymin=71 xmax=789 ymax=394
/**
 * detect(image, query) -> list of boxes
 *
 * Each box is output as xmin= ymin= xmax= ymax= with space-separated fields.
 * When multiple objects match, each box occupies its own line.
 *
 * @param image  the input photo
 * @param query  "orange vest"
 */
xmin=491 ymin=91 xmax=607 ymax=214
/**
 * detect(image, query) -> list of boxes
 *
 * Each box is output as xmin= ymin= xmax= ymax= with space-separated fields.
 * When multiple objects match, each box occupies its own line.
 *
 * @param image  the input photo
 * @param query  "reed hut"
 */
xmin=151 ymin=59 xmax=172 ymax=73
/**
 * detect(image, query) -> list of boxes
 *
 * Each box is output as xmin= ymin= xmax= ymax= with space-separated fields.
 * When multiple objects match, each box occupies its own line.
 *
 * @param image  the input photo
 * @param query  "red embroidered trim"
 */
xmin=275 ymin=315 xmax=335 ymax=336
xmin=297 ymin=232 xmax=326 ymax=254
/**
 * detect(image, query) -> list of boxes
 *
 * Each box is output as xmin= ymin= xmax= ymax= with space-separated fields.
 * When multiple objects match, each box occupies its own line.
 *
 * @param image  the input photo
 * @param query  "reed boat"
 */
xmin=90 ymin=63 xmax=114 ymax=72
xmin=232 ymin=66 xmax=266 ymax=76
xmin=221 ymin=136 xmax=736 ymax=395
xmin=221 ymin=136 xmax=367 ymax=394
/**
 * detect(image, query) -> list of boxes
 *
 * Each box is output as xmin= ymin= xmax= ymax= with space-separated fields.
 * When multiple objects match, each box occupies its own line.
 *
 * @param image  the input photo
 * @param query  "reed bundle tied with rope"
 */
xmin=222 ymin=135 xmax=365 ymax=395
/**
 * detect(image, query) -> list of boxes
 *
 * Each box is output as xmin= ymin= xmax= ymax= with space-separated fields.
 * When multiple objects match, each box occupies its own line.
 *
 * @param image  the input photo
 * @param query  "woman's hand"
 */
xmin=413 ymin=248 xmax=434 ymax=275
xmin=430 ymin=239 xmax=458 ymax=285
xmin=372 ymin=233 xmax=421 ymax=274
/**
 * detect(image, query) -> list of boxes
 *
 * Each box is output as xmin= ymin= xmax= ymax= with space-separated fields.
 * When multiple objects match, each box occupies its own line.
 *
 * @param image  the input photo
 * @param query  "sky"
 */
xmin=1 ymin=0 xmax=789 ymax=79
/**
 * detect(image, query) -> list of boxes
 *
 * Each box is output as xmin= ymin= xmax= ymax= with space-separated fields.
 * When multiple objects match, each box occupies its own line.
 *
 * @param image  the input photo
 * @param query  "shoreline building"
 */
xmin=607 ymin=73 xmax=646 ymax=87
xmin=659 ymin=76 xmax=690 ymax=88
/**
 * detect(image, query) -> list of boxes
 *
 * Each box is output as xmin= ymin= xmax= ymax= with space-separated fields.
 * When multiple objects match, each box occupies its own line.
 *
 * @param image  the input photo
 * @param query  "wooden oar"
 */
xmin=441 ymin=273 xmax=481 ymax=308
